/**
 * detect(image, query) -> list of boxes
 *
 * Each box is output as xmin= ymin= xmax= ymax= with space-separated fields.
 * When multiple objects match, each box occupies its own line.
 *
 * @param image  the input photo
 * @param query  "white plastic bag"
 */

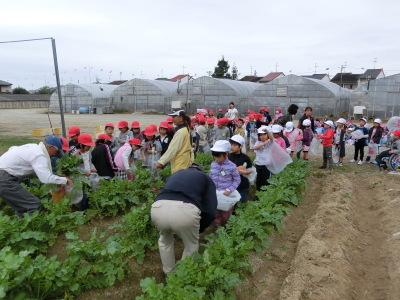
xmin=351 ymin=129 xmax=365 ymax=140
xmin=243 ymin=166 xmax=257 ymax=185
xmin=332 ymin=147 xmax=340 ymax=164
xmin=264 ymin=141 xmax=293 ymax=174
xmin=216 ymin=190 xmax=241 ymax=211
xmin=387 ymin=116 xmax=400 ymax=132
xmin=310 ymin=138 xmax=322 ymax=156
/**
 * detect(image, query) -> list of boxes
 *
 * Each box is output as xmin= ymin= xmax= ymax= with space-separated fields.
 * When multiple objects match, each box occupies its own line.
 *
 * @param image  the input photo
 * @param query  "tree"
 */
xmin=12 ymin=87 xmax=30 ymax=94
xmin=35 ymin=86 xmax=56 ymax=94
xmin=231 ymin=64 xmax=239 ymax=80
xmin=212 ymin=56 xmax=231 ymax=79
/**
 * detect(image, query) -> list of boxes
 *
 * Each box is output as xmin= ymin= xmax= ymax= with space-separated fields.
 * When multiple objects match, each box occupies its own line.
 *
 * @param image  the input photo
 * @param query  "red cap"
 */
xmin=197 ymin=115 xmax=206 ymax=124
xmin=166 ymin=116 xmax=174 ymax=123
xmin=260 ymin=106 xmax=269 ymax=112
xmin=207 ymin=117 xmax=215 ymax=125
xmin=128 ymin=138 xmax=142 ymax=146
xmin=77 ymin=133 xmax=95 ymax=147
xmin=68 ymin=126 xmax=80 ymax=138
xmin=60 ymin=137 xmax=70 ymax=152
xmin=118 ymin=121 xmax=129 ymax=129
xmin=393 ymin=130 xmax=400 ymax=137
xmin=159 ymin=121 xmax=169 ymax=129
xmin=143 ymin=125 xmax=157 ymax=136
xmin=131 ymin=121 xmax=140 ymax=128
xmin=216 ymin=118 xmax=228 ymax=126
xmin=105 ymin=122 xmax=114 ymax=128
xmin=97 ymin=133 xmax=112 ymax=141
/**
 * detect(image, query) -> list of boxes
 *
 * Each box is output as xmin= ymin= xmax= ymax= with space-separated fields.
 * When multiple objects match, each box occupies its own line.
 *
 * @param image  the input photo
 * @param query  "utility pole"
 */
xmin=314 ymin=63 xmax=318 ymax=74
xmin=373 ymin=57 xmax=377 ymax=69
xmin=275 ymin=62 xmax=279 ymax=72
xmin=0 ymin=37 xmax=67 ymax=137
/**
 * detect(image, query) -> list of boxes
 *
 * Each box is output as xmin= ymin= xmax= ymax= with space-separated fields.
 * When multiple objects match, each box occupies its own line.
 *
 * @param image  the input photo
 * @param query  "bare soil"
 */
xmin=237 ymin=163 xmax=400 ymax=300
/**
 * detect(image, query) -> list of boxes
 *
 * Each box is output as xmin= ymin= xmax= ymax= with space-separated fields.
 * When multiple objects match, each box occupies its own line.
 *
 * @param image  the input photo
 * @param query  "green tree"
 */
xmin=231 ymin=64 xmax=239 ymax=80
xmin=12 ymin=87 xmax=30 ymax=94
xmin=212 ymin=56 xmax=231 ymax=79
xmin=35 ymin=86 xmax=55 ymax=94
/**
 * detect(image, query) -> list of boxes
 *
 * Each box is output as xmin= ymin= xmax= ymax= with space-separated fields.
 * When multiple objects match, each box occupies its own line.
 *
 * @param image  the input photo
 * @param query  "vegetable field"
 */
xmin=0 ymin=153 xmax=309 ymax=300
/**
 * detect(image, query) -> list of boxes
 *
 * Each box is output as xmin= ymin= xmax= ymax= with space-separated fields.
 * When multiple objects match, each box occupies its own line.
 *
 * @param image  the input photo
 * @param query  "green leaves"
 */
xmin=56 ymin=154 xmax=83 ymax=177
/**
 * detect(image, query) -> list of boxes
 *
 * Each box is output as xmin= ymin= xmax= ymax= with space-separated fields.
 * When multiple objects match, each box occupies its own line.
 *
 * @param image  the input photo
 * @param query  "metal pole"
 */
xmin=51 ymin=38 xmax=66 ymax=137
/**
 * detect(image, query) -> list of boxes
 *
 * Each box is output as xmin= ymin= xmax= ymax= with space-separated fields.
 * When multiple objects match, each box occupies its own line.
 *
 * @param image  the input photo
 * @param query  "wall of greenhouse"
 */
xmin=177 ymin=76 xmax=262 ymax=113
xmin=49 ymin=83 xmax=117 ymax=113
xmin=351 ymin=74 xmax=400 ymax=118
xmin=110 ymin=79 xmax=179 ymax=113
xmin=251 ymin=75 xmax=352 ymax=117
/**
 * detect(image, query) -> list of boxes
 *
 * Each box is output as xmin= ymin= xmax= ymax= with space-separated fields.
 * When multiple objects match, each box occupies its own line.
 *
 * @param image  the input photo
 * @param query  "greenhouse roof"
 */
xmin=75 ymin=83 xmax=117 ymax=98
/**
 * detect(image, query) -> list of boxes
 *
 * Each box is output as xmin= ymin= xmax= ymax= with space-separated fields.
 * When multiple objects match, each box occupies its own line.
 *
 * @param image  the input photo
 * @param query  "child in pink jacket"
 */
xmin=284 ymin=122 xmax=303 ymax=158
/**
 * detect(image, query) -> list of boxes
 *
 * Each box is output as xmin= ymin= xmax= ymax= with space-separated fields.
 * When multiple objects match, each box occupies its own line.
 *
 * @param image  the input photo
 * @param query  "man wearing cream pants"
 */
xmin=151 ymin=165 xmax=217 ymax=274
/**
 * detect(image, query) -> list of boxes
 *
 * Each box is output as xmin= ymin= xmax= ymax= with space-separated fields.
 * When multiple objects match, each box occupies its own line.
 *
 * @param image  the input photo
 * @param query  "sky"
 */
xmin=1 ymin=0 xmax=400 ymax=90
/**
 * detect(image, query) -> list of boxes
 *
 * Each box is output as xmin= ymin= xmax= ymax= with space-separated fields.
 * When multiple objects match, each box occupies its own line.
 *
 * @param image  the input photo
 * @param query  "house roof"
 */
xmin=331 ymin=73 xmax=361 ymax=84
xmin=259 ymin=72 xmax=284 ymax=83
xmin=360 ymin=68 xmax=384 ymax=79
xmin=169 ymin=74 xmax=188 ymax=82
xmin=302 ymin=73 xmax=329 ymax=80
xmin=0 ymin=80 xmax=12 ymax=86
xmin=108 ymin=80 xmax=128 ymax=85
xmin=239 ymin=75 xmax=263 ymax=82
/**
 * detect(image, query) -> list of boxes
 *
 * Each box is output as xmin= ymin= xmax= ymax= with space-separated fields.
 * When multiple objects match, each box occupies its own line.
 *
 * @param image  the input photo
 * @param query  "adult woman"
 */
xmin=156 ymin=110 xmax=193 ymax=174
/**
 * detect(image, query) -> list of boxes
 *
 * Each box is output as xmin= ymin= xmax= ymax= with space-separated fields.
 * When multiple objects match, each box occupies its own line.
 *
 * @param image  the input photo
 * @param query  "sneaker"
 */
xmin=388 ymin=171 xmax=400 ymax=175
xmin=350 ymin=159 xmax=356 ymax=163
xmin=338 ymin=162 xmax=343 ymax=167
xmin=357 ymin=160 xmax=363 ymax=165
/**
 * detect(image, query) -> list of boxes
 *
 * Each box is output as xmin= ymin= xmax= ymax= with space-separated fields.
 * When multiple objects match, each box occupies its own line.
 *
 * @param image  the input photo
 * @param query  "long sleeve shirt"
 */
xmin=209 ymin=159 xmax=240 ymax=192
xmin=155 ymin=166 xmax=217 ymax=232
xmin=196 ymin=125 xmax=209 ymax=147
xmin=318 ymin=128 xmax=335 ymax=147
xmin=214 ymin=127 xmax=230 ymax=141
xmin=91 ymin=144 xmax=117 ymax=177
xmin=114 ymin=143 xmax=132 ymax=171
xmin=158 ymin=125 xmax=193 ymax=173
xmin=0 ymin=143 xmax=67 ymax=185
xmin=302 ymin=128 xmax=314 ymax=147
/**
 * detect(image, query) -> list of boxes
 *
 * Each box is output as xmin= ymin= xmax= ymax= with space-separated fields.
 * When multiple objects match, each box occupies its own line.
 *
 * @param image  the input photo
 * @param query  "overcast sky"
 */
xmin=1 ymin=0 xmax=400 ymax=89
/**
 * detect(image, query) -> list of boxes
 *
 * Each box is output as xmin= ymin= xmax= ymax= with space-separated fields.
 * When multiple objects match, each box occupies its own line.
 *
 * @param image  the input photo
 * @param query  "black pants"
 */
xmin=354 ymin=142 xmax=365 ymax=161
xmin=255 ymin=165 xmax=270 ymax=191
xmin=376 ymin=150 xmax=391 ymax=168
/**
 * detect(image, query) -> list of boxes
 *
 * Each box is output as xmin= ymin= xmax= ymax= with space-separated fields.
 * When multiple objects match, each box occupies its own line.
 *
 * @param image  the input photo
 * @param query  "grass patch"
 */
xmin=0 ymin=135 xmax=39 ymax=154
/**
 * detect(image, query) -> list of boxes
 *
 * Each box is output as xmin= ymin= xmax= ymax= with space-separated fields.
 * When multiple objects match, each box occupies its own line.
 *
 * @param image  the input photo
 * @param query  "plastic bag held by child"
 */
xmin=310 ymin=138 xmax=322 ymax=155
xmin=216 ymin=190 xmax=241 ymax=211
xmin=264 ymin=141 xmax=293 ymax=174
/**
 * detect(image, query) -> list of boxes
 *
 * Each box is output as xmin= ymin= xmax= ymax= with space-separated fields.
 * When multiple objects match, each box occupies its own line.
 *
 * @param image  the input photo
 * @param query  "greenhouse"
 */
xmin=49 ymin=83 xmax=117 ymax=113
xmin=110 ymin=79 xmax=179 ymax=113
xmin=177 ymin=76 xmax=262 ymax=113
xmin=352 ymin=74 xmax=400 ymax=118
xmin=251 ymin=74 xmax=352 ymax=116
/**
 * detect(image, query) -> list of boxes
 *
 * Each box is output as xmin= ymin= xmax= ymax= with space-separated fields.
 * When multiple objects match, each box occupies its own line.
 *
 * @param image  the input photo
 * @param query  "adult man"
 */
xmin=225 ymin=102 xmax=239 ymax=136
xmin=151 ymin=164 xmax=217 ymax=274
xmin=298 ymin=106 xmax=316 ymax=133
xmin=0 ymin=135 xmax=71 ymax=215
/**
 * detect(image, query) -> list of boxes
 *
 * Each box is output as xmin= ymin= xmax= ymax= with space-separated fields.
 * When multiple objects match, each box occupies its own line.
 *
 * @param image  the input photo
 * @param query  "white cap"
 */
xmin=168 ymin=109 xmax=184 ymax=116
xmin=374 ymin=118 xmax=382 ymax=124
xmin=257 ymin=126 xmax=268 ymax=134
xmin=285 ymin=121 xmax=294 ymax=132
xmin=230 ymin=134 xmax=245 ymax=146
xmin=324 ymin=120 xmax=334 ymax=128
xmin=360 ymin=117 xmax=367 ymax=123
xmin=302 ymin=119 xmax=311 ymax=127
xmin=210 ymin=140 xmax=231 ymax=152
xmin=271 ymin=124 xmax=283 ymax=133
xmin=336 ymin=118 xmax=346 ymax=125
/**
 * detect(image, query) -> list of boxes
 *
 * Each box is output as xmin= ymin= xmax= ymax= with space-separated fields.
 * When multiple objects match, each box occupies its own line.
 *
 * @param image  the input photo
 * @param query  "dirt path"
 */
xmin=237 ymin=164 xmax=400 ymax=300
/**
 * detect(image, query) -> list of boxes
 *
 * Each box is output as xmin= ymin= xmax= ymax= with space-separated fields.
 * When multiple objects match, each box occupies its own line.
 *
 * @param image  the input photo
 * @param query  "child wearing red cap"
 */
xmin=215 ymin=118 xmax=230 ymax=142
xmin=91 ymin=134 xmax=118 ymax=178
xmin=67 ymin=126 xmax=81 ymax=152
xmin=130 ymin=121 xmax=144 ymax=141
xmin=206 ymin=118 xmax=216 ymax=147
xmin=114 ymin=138 xmax=142 ymax=180
xmin=116 ymin=121 xmax=133 ymax=150
xmin=142 ymin=125 xmax=162 ymax=169
xmin=196 ymin=116 xmax=209 ymax=153
xmin=156 ymin=122 xmax=172 ymax=156
xmin=104 ymin=123 xmax=118 ymax=154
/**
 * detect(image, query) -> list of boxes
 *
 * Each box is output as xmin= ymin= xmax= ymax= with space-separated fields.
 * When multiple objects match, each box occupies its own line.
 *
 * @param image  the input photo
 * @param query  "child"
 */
xmin=246 ymin=114 xmax=259 ymax=150
xmin=318 ymin=121 xmax=335 ymax=169
xmin=196 ymin=115 xmax=209 ymax=153
xmin=207 ymin=118 xmax=216 ymax=147
xmin=91 ymin=133 xmax=118 ymax=178
xmin=130 ymin=121 xmax=144 ymax=140
xmin=335 ymin=118 xmax=347 ymax=166
xmin=234 ymin=118 xmax=246 ymax=153
xmin=375 ymin=130 xmax=400 ymax=170
xmin=114 ymin=138 xmax=142 ymax=180
xmin=274 ymin=107 xmax=283 ymax=123
xmin=104 ymin=122 xmax=118 ymax=155
xmin=142 ymin=125 xmax=162 ymax=169
xmin=351 ymin=117 xmax=369 ymax=165
xmin=366 ymin=118 xmax=384 ymax=163
xmin=116 ymin=121 xmax=133 ymax=149
xmin=210 ymin=140 xmax=241 ymax=226
xmin=271 ymin=124 xmax=286 ymax=150
xmin=284 ymin=122 xmax=303 ymax=158
xmin=301 ymin=119 xmax=314 ymax=161
xmin=253 ymin=127 xmax=274 ymax=190
xmin=228 ymin=135 xmax=253 ymax=202
xmin=215 ymin=118 xmax=230 ymax=141
xmin=68 ymin=126 xmax=81 ymax=150
xmin=156 ymin=121 xmax=172 ymax=156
